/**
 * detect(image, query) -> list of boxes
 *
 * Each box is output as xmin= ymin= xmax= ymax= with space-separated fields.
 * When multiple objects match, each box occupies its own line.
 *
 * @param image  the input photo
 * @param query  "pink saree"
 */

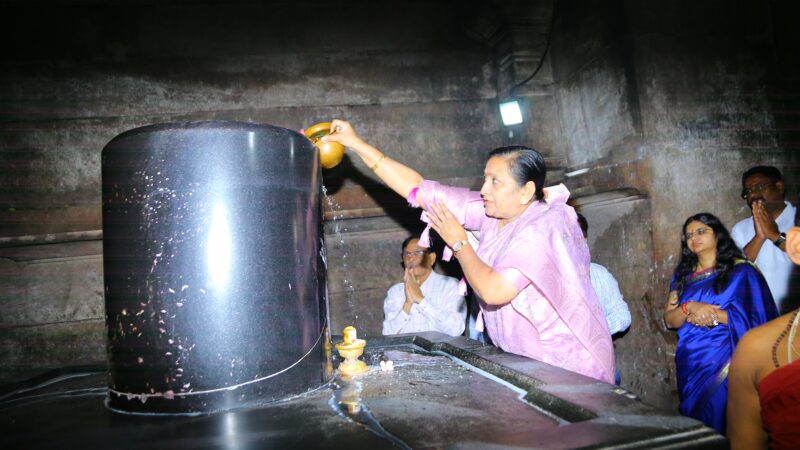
xmin=410 ymin=180 xmax=615 ymax=383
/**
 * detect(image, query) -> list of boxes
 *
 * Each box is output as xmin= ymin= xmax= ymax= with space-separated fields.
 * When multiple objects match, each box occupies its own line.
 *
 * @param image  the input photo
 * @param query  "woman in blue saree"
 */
xmin=664 ymin=213 xmax=778 ymax=435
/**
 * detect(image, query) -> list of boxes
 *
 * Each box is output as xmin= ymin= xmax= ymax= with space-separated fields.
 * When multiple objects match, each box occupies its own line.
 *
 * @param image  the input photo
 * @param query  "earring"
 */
xmin=520 ymin=199 xmax=528 ymax=205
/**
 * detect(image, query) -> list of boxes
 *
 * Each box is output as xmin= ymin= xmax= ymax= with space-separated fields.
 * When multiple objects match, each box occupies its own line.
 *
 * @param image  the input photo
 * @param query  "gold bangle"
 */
xmin=370 ymin=154 xmax=386 ymax=171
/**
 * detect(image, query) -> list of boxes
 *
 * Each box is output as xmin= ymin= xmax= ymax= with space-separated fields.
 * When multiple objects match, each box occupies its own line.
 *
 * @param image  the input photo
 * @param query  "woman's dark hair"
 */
xmin=488 ymin=145 xmax=547 ymax=201
xmin=673 ymin=212 xmax=745 ymax=295
xmin=576 ymin=213 xmax=589 ymax=236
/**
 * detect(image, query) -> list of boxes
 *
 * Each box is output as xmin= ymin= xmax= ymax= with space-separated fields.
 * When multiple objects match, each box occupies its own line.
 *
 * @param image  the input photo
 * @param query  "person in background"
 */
xmin=576 ymin=213 xmax=632 ymax=336
xmin=382 ymin=236 xmax=466 ymax=336
xmin=728 ymin=208 xmax=800 ymax=450
xmin=664 ymin=213 xmax=778 ymax=435
xmin=731 ymin=166 xmax=796 ymax=313
xmin=325 ymin=119 xmax=615 ymax=383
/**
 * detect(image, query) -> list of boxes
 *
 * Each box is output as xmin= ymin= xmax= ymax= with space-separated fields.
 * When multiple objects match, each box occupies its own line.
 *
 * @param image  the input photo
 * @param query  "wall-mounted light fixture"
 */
xmin=499 ymin=99 xmax=523 ymax=126
xmin=496 ymin=4 xmax=556 ymax=129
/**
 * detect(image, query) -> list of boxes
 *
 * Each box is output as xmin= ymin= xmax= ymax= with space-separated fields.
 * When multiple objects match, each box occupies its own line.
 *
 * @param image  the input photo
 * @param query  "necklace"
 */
xmin=789 ymin=308 xmax=800 ymax=364
xmin=773 ymin=309 xmax=800 ymax=368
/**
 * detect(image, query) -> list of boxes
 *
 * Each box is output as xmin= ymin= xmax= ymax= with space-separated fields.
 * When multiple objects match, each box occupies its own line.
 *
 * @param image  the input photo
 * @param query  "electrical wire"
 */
xmin=509 ymin=1 xmax=559 ymax=96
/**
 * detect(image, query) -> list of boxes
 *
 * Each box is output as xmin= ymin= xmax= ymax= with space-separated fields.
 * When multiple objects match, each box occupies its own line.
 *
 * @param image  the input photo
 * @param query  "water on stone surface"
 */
xmin=329 ymin=376 xmax=412 ymax=450
xmin=3 ymin=342 xmax=599 ymax=450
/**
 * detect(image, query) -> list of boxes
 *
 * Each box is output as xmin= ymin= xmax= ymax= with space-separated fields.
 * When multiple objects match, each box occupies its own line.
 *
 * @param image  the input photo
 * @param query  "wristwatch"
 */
xmin=773 ymin=232 xmax=787 ymax=247
xmin=452 ymin=240 xmax=470 ymax=253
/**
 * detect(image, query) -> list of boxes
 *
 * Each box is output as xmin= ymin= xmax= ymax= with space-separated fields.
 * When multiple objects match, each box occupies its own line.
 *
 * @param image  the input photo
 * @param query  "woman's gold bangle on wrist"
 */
xmin=370 ymin=154 xmax=386 ymax=171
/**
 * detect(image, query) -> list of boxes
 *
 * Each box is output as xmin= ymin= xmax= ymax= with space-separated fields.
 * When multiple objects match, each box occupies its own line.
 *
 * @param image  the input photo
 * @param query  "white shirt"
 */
xmin=731 ymin=201 xmax=795 ymax=311
xmin=382 ymin=271 xmax=466 ymax=336
xmin=590 ymin=263 xmax=632 ymax=335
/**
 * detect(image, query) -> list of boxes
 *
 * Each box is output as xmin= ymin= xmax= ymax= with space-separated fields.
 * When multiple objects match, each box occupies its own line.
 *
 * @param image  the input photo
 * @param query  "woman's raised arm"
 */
xmin=323 ymin=120 xmax=425 ymax=206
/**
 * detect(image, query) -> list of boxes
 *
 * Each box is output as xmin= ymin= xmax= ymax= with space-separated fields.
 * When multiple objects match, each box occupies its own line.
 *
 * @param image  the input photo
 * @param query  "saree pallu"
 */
xmin=673 ymin=262 xmax=778 ymax=434
xmin=411 ymin=180 xmax=615 ymax=383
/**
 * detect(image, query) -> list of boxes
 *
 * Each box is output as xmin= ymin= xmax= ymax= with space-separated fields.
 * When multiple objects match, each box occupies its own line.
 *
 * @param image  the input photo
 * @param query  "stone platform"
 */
xmin=0 ymin=332 xmax=725 ymax=449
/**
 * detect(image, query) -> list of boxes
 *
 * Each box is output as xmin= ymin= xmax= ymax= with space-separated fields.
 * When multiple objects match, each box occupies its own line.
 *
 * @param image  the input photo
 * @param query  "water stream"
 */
xmin=321 ymin=185 xmax=357 ymax=321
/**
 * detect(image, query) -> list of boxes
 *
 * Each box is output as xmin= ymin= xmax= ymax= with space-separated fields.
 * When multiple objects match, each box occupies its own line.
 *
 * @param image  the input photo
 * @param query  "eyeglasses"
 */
xmin=684 ymin=227 xmax=713 ymax=241
xmin=741 ymin=182 xmax=774 ymax=199
xmin=402 ymin=250 xmax=428 ymax=258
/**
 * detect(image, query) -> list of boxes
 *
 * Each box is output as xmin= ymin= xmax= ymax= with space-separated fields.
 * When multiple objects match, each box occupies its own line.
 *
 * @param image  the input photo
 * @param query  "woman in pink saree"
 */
xmin=324 ymin=120 xmax=615 ymax=383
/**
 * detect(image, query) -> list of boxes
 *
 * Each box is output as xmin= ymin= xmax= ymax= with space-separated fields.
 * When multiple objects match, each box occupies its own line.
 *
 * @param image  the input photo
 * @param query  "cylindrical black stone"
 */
xmin=101 ymin=121 xmax=333 ymax=414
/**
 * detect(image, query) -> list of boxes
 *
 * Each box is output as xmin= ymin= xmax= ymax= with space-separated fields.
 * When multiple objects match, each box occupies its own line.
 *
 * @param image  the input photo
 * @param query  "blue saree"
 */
xmin=672 ymin=261 xmax=778 ymax=434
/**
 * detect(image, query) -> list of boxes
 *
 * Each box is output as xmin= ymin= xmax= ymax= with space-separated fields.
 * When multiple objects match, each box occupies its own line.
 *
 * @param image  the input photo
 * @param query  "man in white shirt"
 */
xmin=577 ymin=214 xmax=632 ymax=336
xmin=731 ymin=166 xmax=795 ymax=313
xmin=382 ymin=236 xmax=466 ymax=336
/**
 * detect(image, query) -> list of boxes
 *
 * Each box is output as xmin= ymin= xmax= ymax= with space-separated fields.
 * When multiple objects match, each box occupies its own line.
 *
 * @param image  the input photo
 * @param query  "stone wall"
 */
xmin=550 ymin=0 xmax=800 ymax=409
xmin=0 ymin=237 xmax=105 ymax=368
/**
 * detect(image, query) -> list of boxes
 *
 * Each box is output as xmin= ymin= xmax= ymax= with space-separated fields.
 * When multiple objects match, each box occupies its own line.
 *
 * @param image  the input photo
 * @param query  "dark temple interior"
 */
xmin=1 ymin=0 xmax=798 ymax=448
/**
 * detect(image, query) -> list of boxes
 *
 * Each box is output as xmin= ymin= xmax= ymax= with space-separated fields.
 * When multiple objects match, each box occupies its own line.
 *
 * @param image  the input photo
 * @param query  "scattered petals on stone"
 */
xmin=380 ymin=360 xmax=394 ymax=372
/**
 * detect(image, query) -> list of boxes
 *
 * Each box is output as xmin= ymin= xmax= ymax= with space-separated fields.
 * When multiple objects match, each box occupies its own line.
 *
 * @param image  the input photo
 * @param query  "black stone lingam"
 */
xmin=101 ymin=121 xmax=333 ymax=414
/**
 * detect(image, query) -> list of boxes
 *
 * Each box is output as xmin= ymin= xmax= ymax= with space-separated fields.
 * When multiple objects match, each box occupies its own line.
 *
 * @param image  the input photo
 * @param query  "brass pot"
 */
xmin=304 ymin=122 xmax=345 ymax=169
